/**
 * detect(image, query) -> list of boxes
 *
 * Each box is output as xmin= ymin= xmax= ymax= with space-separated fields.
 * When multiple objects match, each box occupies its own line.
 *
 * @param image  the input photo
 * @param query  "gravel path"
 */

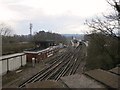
xmin=2 ymin=62 xmax=46 ymax=88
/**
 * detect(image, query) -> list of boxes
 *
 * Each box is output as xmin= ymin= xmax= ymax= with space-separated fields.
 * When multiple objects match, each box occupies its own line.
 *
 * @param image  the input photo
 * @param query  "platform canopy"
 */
xmin=35 ymin=40 xmax=55 ymax=49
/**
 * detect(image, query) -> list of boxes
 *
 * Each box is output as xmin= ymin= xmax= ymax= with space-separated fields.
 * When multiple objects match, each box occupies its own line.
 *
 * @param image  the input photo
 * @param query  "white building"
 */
xmin=0 ymin=53 xmax=26 ymax=75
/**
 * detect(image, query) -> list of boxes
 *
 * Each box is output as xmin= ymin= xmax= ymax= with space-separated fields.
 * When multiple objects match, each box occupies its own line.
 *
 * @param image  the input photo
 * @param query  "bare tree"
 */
xmin=85 ymin=18 xmax=117 ymax=37
xmin=106 ymin=0 xmax=120 ymax=34
xmin=0 ymin=23 xmax=12 ymax=36
xmin=85 ymin=0 xmax=120 ymax=37
xmin=106 ymin=0 xmax=120 ymax=14
xmin=84 ymin=0 xmax=120 ymax=70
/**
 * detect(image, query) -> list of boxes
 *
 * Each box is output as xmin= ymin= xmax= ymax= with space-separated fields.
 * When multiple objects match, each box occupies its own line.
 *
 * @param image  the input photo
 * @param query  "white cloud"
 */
xmin=0 ymin=0 xmax=110 ymax=34
xmin=7 ymin=0 xmax=108 ymax=17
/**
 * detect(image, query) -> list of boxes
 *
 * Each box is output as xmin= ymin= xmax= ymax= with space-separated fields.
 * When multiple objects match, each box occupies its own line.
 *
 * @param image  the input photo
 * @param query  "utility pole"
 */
xmin=30 ymin=23 xmax=33 ymax=35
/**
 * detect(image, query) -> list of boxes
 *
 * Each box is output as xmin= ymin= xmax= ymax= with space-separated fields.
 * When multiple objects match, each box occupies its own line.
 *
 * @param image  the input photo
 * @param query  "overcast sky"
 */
xmin=0 ymin=0 xmax=111 ymax=35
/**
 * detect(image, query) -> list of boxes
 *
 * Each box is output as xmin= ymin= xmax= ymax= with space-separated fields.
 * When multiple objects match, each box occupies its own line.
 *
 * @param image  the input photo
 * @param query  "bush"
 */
xmin=2 ymin=43 xmax=34 ymax=55
xmin=85 ymin=33 xmax=120 ymax=70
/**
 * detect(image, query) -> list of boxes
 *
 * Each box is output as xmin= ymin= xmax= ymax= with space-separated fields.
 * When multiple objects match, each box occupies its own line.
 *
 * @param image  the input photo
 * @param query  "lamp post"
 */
xmin=32 ymin=57 xmax=35 ymax=67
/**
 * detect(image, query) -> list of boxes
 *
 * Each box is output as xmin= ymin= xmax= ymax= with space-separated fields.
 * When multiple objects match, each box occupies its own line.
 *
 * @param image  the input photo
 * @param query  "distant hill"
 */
xmin=62 ymin=34 xmax=84 ymax=40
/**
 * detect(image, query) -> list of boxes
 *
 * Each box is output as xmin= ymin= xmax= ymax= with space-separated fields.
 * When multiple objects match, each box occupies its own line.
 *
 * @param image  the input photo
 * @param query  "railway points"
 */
xmin=19 ymin=44 xmax=85 ymax=88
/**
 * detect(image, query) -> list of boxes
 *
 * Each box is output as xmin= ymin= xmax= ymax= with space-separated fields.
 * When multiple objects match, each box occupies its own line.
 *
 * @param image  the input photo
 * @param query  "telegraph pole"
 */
xmin=30 ymin=23 xmax=33 ymax=35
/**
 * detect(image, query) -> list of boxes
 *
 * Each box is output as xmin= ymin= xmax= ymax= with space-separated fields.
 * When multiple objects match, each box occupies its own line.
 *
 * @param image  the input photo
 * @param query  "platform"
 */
xmin=26 ymin=80 xmax=67 ymax=88
xmin=60 ymin=74 xmax=106 ymax=88
xmin=85 ymin=69 xmax=120 ymax=88
xmin=109 ymin=67 xmax=120 ymax=75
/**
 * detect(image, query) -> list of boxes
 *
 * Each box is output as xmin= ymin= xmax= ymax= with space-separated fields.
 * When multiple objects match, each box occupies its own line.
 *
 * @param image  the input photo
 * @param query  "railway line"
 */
xmin=19 ymin=45 xmax=84 ymax=88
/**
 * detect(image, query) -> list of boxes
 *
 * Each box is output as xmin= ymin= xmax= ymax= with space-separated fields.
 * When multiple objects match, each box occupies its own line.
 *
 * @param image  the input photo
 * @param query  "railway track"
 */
xmin=19 ymin=45 xmax=84 ymax=88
